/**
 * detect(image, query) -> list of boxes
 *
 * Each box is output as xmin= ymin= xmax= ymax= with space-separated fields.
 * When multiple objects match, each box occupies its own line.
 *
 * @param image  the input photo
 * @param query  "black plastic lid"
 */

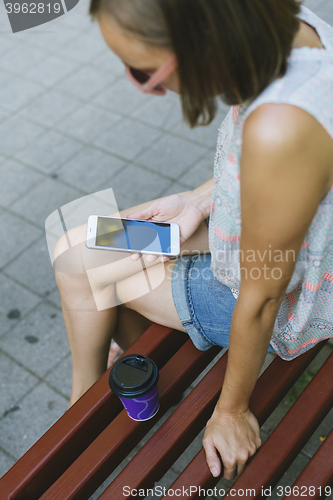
xmin=108 ymin=354 xmax=159 ymax=398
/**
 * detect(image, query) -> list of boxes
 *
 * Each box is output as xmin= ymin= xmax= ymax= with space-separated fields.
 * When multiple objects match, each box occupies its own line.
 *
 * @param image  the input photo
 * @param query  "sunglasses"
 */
xmin=125 ymin=55 xmax=178 ymax=96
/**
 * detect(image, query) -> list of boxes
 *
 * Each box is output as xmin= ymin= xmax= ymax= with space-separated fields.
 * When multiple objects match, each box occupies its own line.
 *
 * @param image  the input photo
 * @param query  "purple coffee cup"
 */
xmin=109 ymin=354 xmax=159 ymax=421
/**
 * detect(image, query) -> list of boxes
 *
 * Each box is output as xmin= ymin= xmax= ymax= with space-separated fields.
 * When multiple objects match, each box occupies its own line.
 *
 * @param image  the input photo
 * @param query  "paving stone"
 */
xmin=0 ymin=44 xmax=48 ymax=74
xmin=46 ymin=288 xmax=62 ymax=309
xmin=71 ymin=0 xmax=90 ymax=15
xmin=91 ymin=50 xmax=126 ymax=77
xmin=24 ymin=30 xmax=78 ymax=55
xmin=45 ymin=354 xmax=72 ymax=399
xmin=0 ymin=35 xmax=17 ymax=57
xmin=26 ymin=53 xmax=79 ymax=87
xmin=0 ymin=107 xmax=9 ymax=124
xmin=158 ymin=182 xmax=191 ymax=198
xmin=0 ymin=383 xmax=67 ymax=459
xmin=44 ymin=194 xmax=120 ymax=278
xmin=0 ymin=352 xmax=39 ymax=416
xmin=20 ymin=90 xmax=81 ymax=127
xmin=57 ymin=147 xmax=125 ymax=192
xmin=57 ymin=104 xmax=122 ymax=143
xmin=60 ymin=9 xmax=92 ymax=32
xmin=45 ymin=188 xmax=119 ymax=238
xmin=0 ymin=75 xmax=44 ymax=113
xmin=136 ymin=135 xmax=208 ymax=180
xmin=303 ymin=0 xmax=329 ymax=13
xmin=56 ymin=65 xmax=116 ymax=101
xmin=94 ymin=118 xmax=162 ymax=161
xmin=58 ymin=32 xmax=107 ymax=63
xmin=93 ymin=78 xmax=152 ymax=116
xmin=4 ymin=236 xmax=58 ymax=297
xmin=0 ymin=273 xmax=41 ymax=337
xmin=0 ymin=159 xmax=44 ymax=208
xmin=16 ymin=130 xmax=82 ymax=174
xmin=11 ymin=177 xmax=82 ymax=227
xmin=85 ymin=17 xmax=102 ymax=34
xmin=171 ymin=109 xmax=228 ymax=148
xmin=316 ymin=1 xmax=333 ymax=25
xmin=131 ymin=94 xmax=183 ymax=130
xmin=302 ymin=407 xmax=333 ymax=457
xmin=0 ymin=211 xmax=43 ymax=269
xmin=0 ymin=17 xmax=10 ymax=33
xmin=104 ymin=164 xmax=172 ymax=210
xmin=0 ymin=302 xmax=70 ymax=378
xmin=0 ymin=115 xmax=45 ymax=156
xmin=0 ymin=449 xmax=16 ymax=478
xmin=0 ymin=69 xmax=11 ymax=88
xmin=178 ymin=153 xmax=216 ymax=189
xmin=2 ymin=29 xmax=36 ymax=41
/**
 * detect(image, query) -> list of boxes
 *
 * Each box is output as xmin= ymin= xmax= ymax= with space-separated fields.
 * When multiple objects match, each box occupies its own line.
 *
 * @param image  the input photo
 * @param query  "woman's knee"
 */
xmin=53 ymin=223 xmax=88 ymax=278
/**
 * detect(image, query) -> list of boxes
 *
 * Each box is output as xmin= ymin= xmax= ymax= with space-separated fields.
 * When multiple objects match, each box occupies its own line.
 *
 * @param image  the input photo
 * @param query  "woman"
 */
xmin=55 ymin=0 xmax=333 ymax=481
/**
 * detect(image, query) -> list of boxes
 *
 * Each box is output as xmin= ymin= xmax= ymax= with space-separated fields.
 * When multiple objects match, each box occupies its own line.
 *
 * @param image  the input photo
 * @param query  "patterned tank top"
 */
xmin=209 ymin=6 xmax=333 ymax=360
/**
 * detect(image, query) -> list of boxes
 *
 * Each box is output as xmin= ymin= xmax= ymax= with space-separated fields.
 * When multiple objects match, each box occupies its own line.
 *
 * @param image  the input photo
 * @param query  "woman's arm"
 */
xmin=203 ymin=102 xmax=333 ymax=480
xmin=185 ymin=177 xmax=214 ymax=220
xmin=127 ymin=177 xmax=214 ymax=262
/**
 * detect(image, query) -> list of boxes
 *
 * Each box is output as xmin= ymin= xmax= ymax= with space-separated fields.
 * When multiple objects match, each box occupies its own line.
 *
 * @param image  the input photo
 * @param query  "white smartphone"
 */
xmin=86 ymin=215 xmax=180 ymax=257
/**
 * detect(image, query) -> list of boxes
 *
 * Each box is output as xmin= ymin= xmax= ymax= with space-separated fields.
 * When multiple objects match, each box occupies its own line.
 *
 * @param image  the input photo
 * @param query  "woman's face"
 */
xmin=98 ymin=14 xmax=180 ymax=94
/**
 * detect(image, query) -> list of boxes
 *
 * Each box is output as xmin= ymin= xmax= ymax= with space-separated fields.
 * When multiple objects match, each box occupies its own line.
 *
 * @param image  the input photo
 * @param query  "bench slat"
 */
xmin=160 ymin=340 xmax=328 ymax=500
xmin=221 ymin=350 xmax=333 ymax=499
xmin=1 ymin=325 xmax=187 ymax=500
xmin=98 ymin=351 xmax=229 ymax=499
xmin=38 ymin=341 xmax=222 ymax=500
xmin=283 ymin=427 xmax=333 ymax=500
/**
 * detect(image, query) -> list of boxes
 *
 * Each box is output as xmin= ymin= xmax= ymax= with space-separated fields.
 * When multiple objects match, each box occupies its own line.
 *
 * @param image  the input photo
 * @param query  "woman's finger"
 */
xmin=236 ymin=460 xmax=248 ymax=477
xmin=130 ymin=253 xmax=141 ymax=261
xmin=126 ymin=206 xmax=154 ymax=220
xmin=223 ymin=463 xmax=237 ymax=481
xmin=146 ymin=254 xmax=158 ymax=263
xmin=202 ymin=436 xmax=221 ymax=478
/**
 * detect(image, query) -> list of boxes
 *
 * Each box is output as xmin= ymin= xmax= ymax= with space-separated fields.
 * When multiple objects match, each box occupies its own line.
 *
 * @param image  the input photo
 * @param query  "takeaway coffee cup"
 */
xmin=109 ymin=354 xmax=159 ymax=421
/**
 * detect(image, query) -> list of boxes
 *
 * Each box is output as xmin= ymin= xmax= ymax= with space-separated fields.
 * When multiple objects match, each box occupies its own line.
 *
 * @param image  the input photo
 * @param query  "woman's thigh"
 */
xmin=96 ymin=217 xmax=209 ymax=314
xmin=113 ymin=214 xmax=210 ymax=330
xmin=115 ymin=258 xmax=185 ymax=332
xmin=55 ymin=196 xmax=209 ymax=315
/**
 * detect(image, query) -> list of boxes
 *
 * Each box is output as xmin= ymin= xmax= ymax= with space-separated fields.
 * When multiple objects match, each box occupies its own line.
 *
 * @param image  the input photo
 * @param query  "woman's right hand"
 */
xmin=126 ymin=192 xmax=206 ymax=263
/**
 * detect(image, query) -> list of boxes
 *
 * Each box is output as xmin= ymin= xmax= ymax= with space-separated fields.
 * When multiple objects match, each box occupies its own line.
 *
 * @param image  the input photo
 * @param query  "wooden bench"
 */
xmin=1 ymin=323 xmax=333 ymax=500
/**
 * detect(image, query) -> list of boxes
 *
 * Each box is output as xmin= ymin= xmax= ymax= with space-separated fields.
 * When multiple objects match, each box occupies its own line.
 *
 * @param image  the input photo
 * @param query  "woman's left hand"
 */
xmin=202 ymin=406 xmax=262 ymax=480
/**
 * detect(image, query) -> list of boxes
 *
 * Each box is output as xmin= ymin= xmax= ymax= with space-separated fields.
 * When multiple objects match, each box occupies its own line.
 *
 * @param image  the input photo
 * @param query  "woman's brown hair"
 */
xmin=89 ymin=0 xmax=302 ymax=128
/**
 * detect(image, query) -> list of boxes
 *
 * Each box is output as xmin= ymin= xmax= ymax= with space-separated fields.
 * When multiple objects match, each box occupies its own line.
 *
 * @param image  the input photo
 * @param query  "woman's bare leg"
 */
xmin=112 ymin=306 xmax=153 ymax=351
xmin=55 ymin=199 xmax=209 ymax=406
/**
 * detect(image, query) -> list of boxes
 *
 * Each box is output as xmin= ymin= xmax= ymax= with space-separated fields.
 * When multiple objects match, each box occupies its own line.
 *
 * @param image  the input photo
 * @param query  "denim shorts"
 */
xmin=171 ymin=252 xmax=276 ymax=354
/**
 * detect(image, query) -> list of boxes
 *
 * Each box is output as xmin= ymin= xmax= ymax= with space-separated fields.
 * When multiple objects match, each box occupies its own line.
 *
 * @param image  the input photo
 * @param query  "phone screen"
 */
xmin=95 ymin=217 xmax=171 ymax=253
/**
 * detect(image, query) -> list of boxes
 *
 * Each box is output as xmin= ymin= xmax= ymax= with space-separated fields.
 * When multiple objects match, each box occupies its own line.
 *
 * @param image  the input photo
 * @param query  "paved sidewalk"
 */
xmin=0 ymin=0 xmax=332 ymax=498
